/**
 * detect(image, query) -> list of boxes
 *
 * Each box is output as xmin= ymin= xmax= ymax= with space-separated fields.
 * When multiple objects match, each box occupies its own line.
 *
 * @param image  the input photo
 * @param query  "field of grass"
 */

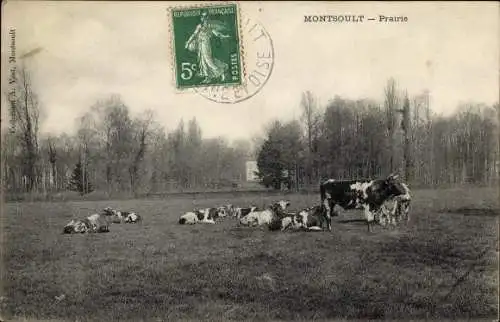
xmin=1 ymin=187 xmax=499 ymax=321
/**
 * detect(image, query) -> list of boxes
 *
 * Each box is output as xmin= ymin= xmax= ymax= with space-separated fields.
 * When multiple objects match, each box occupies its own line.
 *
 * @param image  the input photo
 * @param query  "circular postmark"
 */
xmin=193 ymin=16 xmax=274 ymax=103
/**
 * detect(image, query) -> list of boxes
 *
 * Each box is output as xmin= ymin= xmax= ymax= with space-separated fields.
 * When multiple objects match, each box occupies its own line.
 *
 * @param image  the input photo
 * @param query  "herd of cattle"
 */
xmin=178 ymin=173 xmax=412 ymax=232
xmin=63 ymin=207 xmax=141 ymax=234
xmin=63 ymin=173 xmax=412 ymax=234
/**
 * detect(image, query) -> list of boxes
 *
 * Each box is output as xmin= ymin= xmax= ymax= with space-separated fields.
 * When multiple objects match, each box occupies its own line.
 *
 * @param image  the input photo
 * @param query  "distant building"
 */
xmin=245 ymin=161 xmax=259 ymax=182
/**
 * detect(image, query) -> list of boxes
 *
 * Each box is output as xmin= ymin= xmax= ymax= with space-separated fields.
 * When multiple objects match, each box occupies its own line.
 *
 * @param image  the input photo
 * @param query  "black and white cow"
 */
xmin=293 ymin=205 xmax=329 ymax=231
xmin=239 ymin=200 xmax=290 ymax=227
xmin=63 ymin=219 xmax=91 ymax=234
xmin=320 ymin=174 xmax=408 ymax=232
xmin=378 ymin=182 xmax=412 ymax=226
xmin=222 ymin=204 xmax=259 ymax=219
xmin=270 ymin=205 xmax=328 ymax=232
xmin=63 ymin=213 xmax=110 ymax=234
xmin=178 ymin=207 xmax=224 ymax=225
xmin=86 ymin=213 xmax=111 ymax=232
xmin=102 ymin=207 xmax=141 ymax=224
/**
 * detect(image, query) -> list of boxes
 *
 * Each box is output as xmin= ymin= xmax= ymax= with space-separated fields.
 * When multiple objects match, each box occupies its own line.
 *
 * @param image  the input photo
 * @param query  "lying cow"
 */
xmin=101 ymin=207 xmax=141 ymax=224
xmin=268 ymin=211 xmax=296 ymax=231
xmin=178 ymin=207 xmax=224 ymax=225
xmin=63 ymin=219 xmax=91 ymax=234
xmin=63 ymin=213 xmax=109 ymax=234
xmin=293 ymin=205 xmax=329 ymax=231
xmin=320 ymin=174 xmax=408 ymax=232
xmin=234 ymin=206 xmax=259 ymax=219
xmin=216 ymin=206 xmax=231 ymax=218
xmin=239 ymin=200 xmax=290 ymax=227
xmin=221 ymin=204 xmax=259 ymax=219
xmin=270 ymin=206 xmax=328 ymax=232
xmin=86 ymin=213 xmax=111 ymax=232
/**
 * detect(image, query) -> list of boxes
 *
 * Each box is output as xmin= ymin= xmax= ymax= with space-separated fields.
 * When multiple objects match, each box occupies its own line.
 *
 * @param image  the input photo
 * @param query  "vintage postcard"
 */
xmin=1 ymin=1 xmax=498 ymax=321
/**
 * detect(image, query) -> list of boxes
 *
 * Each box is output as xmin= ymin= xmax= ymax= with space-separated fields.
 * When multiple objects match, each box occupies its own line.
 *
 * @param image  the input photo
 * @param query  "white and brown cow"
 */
xmin=86 ymin=213 xmax=111 ymax=232
xmin=178 ymin=211 xmax=199 ymax=225
xmin=268 ymin=211 xmax=296 ymax=231
xmin=215 ymin=205 xmax=232 ymax=218
xmin=239 ymin=200 xmax=290 ymax=227
xmin=377 ymin=182 xmax=412 ymax=226
xmin=63 ymin=219 xmax=91 ymax=234
xmin=292 ymin=205 xmax=329 ymax=231
xmin=102 ymin=207 xmax=141 ymax=224
xmin=124 ymin=212 xmax=141 ymax=223
xmin=102 ymin=207 xmax=124 ymax=223
xmin=63 ymin=213 xmax=109 ymax=234
xmin=320 ymin=174 xmax=408 ymax=232
xmin=269 ymin=206 xmax=328 ymax=232
xmin=234 ymin=206 xmax=259 ymax=219
xmin=178 ymin=207 xmax=224 ymax=225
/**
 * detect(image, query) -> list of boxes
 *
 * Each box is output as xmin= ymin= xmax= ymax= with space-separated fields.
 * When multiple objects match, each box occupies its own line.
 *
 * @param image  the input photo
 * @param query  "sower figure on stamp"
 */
xmin=185 ymin=11 xmax=230 ymax=84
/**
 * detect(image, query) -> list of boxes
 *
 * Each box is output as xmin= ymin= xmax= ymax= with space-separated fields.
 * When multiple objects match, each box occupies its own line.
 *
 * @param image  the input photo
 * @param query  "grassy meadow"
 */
xmin=1 ymin=187 xmax=499 ymax=321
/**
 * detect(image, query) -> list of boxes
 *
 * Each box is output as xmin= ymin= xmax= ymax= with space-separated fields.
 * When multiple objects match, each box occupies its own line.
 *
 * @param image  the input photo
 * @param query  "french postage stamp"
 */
xmin=194 ymin=15 xmax=275 ymax=104
xmin=170 ymin=3 xmax=243 ymax=89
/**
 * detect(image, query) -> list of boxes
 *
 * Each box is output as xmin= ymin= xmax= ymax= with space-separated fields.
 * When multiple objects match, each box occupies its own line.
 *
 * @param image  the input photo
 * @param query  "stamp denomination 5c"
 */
xmin=171 ymin=3 xmax=242 ymax=89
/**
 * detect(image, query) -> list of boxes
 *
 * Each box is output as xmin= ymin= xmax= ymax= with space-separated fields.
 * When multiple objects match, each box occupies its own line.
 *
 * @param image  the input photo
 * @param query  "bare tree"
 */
xmin=400 ymin=93 xmax=412 ymax=182
xmin=8 ymin=64 xmax=40 ymax=191
xmin=129 ymin=109 xmax=156 ymax=194
xmin=300 ymin=90 xmax=320 ymax=185
xmin=384 ymin=78 xmax=399 ymax=174
xmin=47 ymin=136 xmax=57 ymax=189
xmin=76 ymin=113 xmax=97 ymax=195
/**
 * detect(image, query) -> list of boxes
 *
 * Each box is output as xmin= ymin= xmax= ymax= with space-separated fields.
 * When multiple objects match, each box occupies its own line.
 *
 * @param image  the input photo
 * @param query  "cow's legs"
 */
xmin=363 ymin=204 xmax=375 ymax=232
xmin=321 ymin=198 xmax=333 ymax=231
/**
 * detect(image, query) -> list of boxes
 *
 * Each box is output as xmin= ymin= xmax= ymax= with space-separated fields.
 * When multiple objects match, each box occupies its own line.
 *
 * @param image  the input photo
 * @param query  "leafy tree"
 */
xmin=68 ymin=160 xmax=94 ymax=195
xmin=256 ymin=120 xmax=302 ymax=190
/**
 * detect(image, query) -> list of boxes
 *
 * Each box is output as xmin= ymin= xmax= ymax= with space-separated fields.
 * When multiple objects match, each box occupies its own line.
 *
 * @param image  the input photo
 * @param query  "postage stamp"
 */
xmin=194 ymin=15 xmax=275 ymax=104
xmin=170 ymin=3 xmax=243 ymax=89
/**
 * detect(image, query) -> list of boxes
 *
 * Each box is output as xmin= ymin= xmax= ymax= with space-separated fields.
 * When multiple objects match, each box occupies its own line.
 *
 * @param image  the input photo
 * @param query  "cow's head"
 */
xmin=63 ymin=220 xmax=76 ymax=234
xmin=364 ymin=174 xmax=406 ymax=206
xmin=270 ymin=201 xmax=289 ymax=217
xmin=224 ymin=204 xmax=236 ymax=216
xmin=102 ymin=207 xmax=115 ymax=216
xmin=292 ymin=210 xmax=311 ymax=229
xmin=194 ymin=209 xmax=205 ymax=221
xmin=275 ymin=200 xmax=291 ymax=211
xmin=217 ymin=207 xmax=228 ymax=217
xmin=383 ymin=174 xmax=406 ymax=197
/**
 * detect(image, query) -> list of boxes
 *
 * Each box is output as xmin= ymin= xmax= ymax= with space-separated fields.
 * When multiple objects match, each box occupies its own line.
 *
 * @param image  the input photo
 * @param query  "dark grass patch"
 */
xmin=440 ymin=207 xmax=500 ymax=217
xmin=337 ymin=219 xmax=367 ymax=224
xmin=2 ymin=187 xmax=499 ymax=321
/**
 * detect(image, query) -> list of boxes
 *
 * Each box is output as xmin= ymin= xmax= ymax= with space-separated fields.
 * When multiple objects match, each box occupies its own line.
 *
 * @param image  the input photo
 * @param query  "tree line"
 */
xmin=2 ymin=65 xmax=499 ymax=198
xmin=256 ymin=80 xmax=499 ymax=190
xmin=2 ymin=65 xmax=255 ymax=197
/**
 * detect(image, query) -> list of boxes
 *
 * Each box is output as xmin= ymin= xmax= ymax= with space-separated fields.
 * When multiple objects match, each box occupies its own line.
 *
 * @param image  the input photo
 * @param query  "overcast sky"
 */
xmin=1 ymin=1 xmax=498 ymax=141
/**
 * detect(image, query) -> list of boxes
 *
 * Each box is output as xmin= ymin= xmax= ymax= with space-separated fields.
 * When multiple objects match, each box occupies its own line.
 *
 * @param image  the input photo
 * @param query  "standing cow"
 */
xmin=380 ymin=182 xmax=412 ymax=225
xmin=320 ymin=174 xmax=408 ymax=232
